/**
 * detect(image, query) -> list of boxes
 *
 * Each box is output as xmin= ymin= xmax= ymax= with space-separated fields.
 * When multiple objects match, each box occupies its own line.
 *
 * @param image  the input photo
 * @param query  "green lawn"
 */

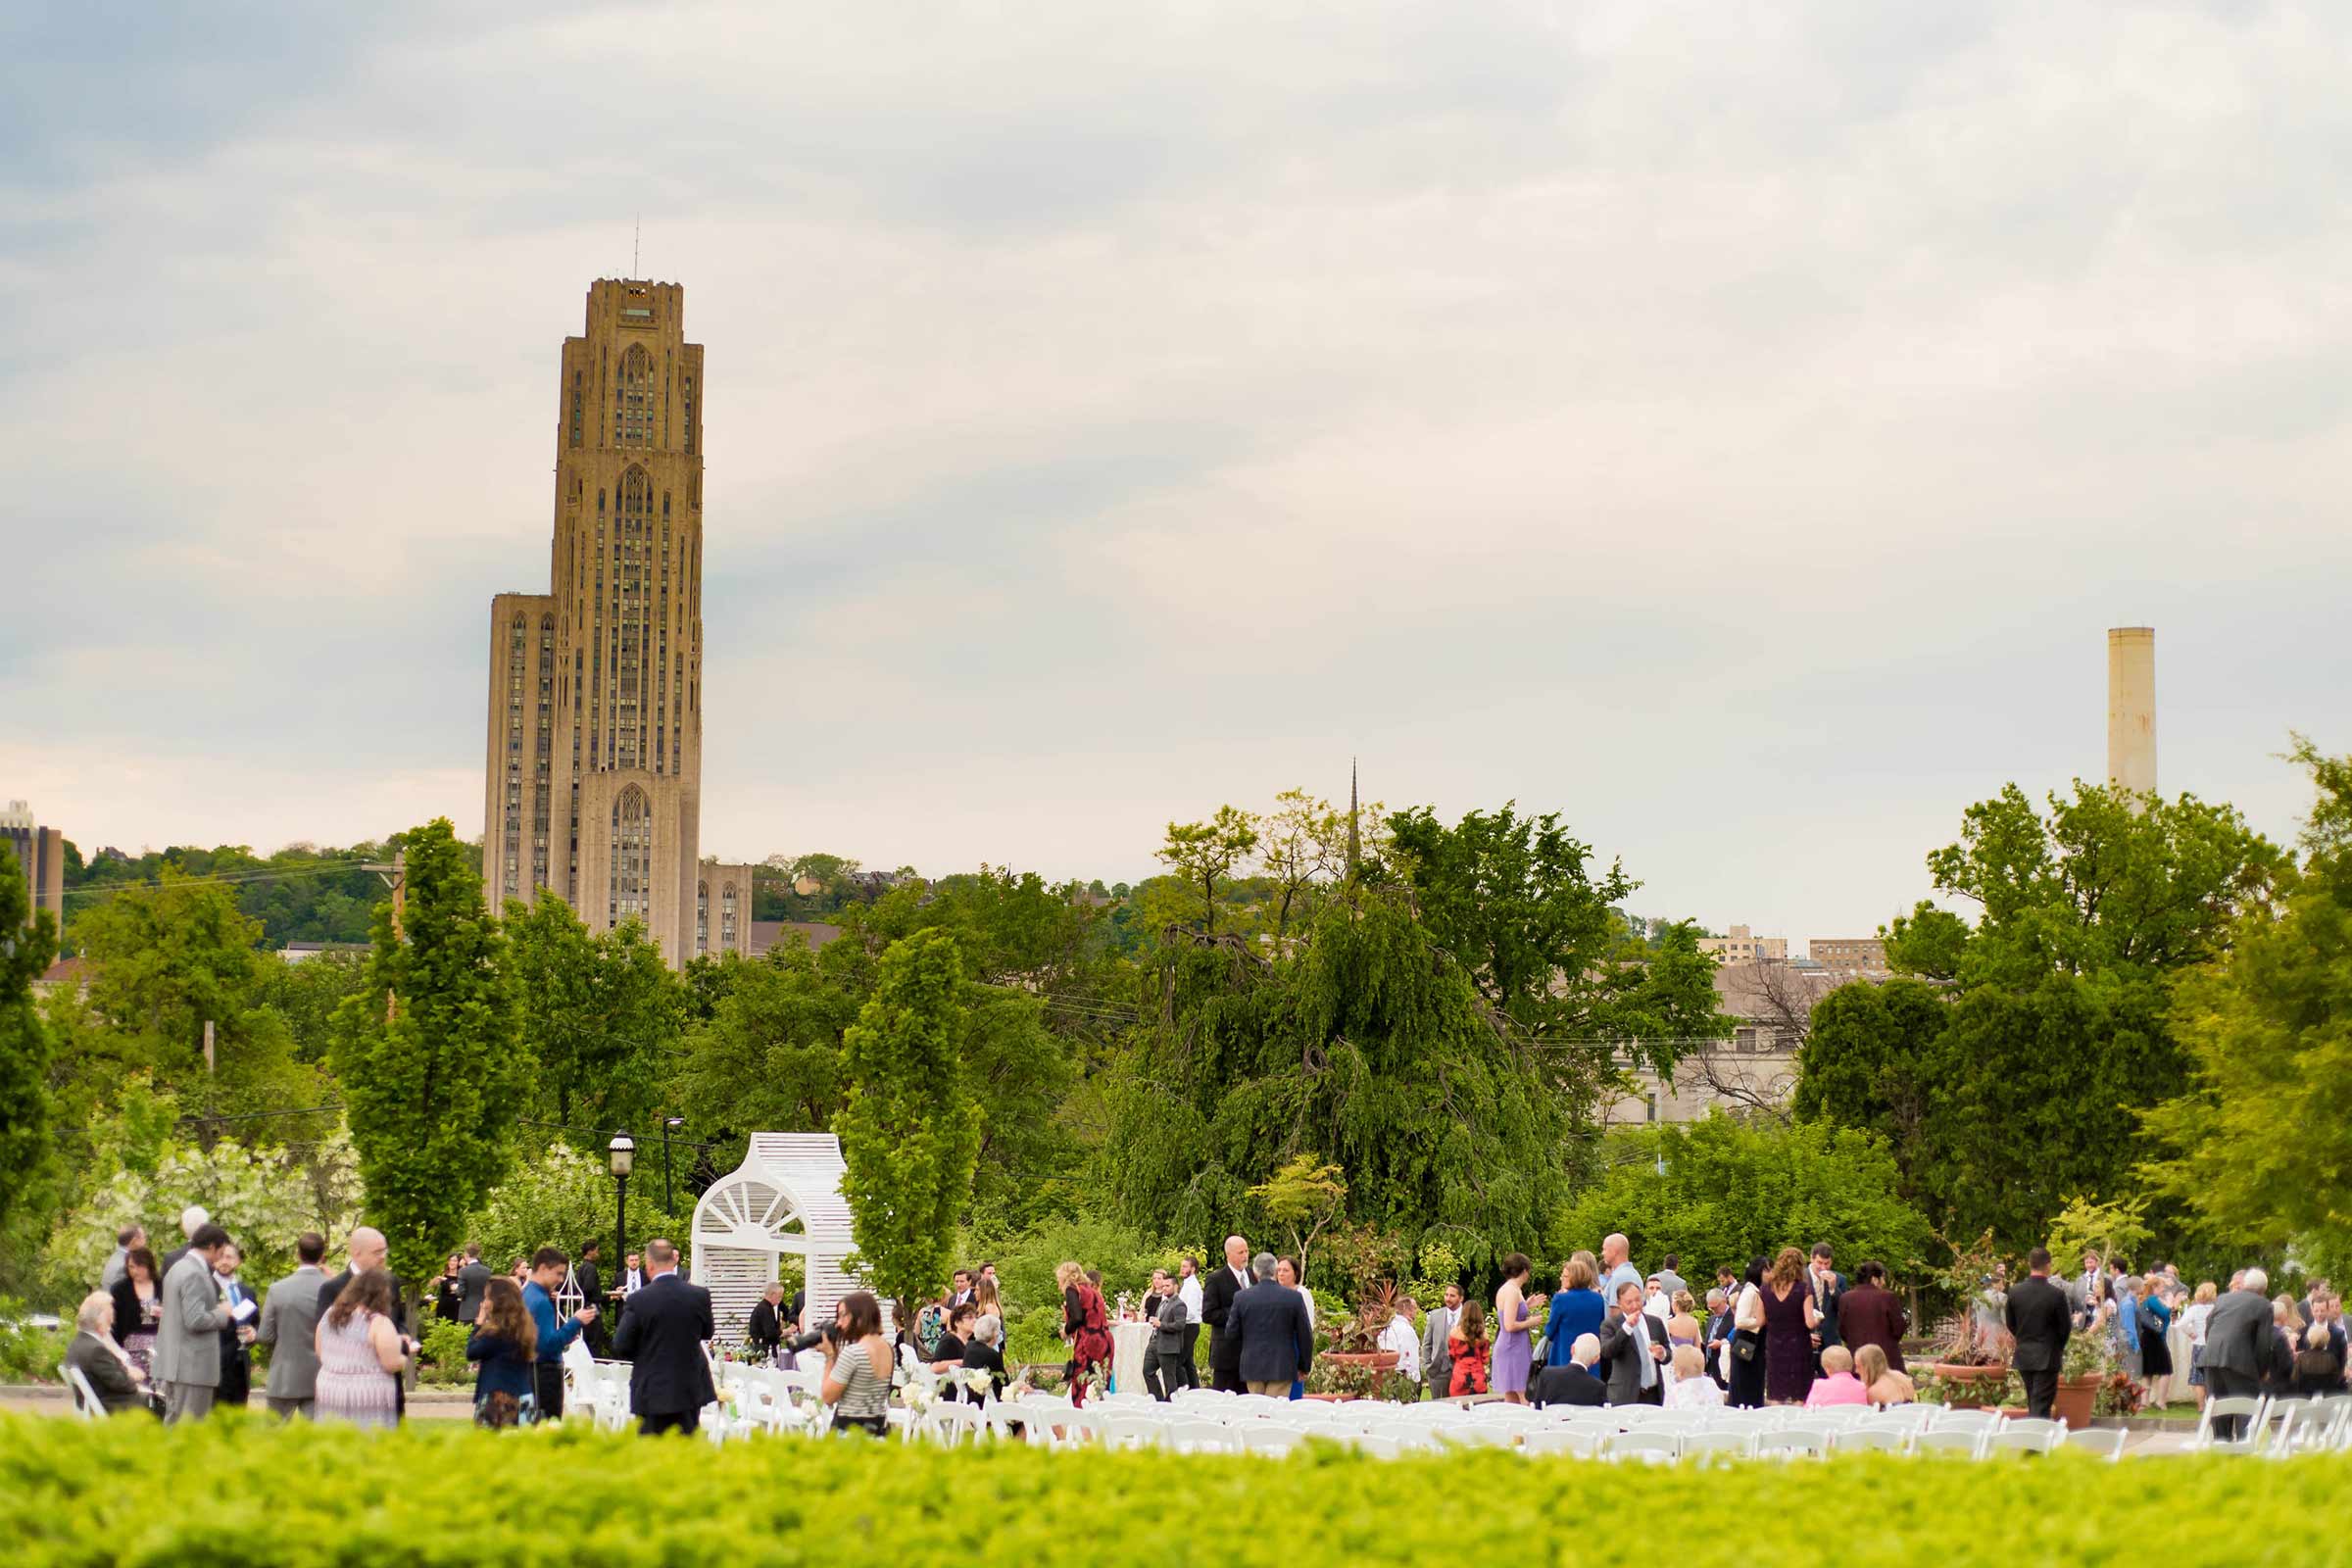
xmin=3 ymin=1414 xmax=2345 ymax=1566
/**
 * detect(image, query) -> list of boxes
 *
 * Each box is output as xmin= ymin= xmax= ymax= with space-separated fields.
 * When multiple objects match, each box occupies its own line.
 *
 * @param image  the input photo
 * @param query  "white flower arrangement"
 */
xmin=960 ymin=1367 xmax=996 ymax=1398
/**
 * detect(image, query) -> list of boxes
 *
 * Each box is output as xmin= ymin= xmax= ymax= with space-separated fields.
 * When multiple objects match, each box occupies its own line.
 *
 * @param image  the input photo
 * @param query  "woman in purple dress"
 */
xmin=1492 ymin=1252 xmax=1538 ymax=1403
xmin=1760 ymin=1246 xmax=1822 ymax=1405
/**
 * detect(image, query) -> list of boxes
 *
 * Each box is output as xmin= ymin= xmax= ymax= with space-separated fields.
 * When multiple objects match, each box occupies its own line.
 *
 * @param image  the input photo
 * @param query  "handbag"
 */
xmin=1733 ymin=1328 xmax=1758 ymax=1363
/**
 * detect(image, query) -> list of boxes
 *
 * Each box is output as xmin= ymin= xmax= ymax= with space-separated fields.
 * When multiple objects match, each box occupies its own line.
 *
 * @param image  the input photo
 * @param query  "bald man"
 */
xmin=1202 ymin=1235 xmax=1252 ymax=1394
xmin=321 ymin=1227 xmax=412 ymax=1417
xmin=1600 ymin=1234 xmax=1642 ymax=1305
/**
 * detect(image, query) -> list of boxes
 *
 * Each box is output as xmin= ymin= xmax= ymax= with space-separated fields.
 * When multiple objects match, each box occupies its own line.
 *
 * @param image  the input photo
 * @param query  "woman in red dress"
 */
xmin=1448 ymin=1298 xmax=1493 ymax=1397
xmin=1057 ymin=1261 xmax=1114 ymax=1406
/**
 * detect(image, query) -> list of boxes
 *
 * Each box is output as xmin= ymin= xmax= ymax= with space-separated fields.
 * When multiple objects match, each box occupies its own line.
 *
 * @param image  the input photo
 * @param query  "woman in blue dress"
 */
xmin=1544 ymin=1254 xmax=1607 ymax=1367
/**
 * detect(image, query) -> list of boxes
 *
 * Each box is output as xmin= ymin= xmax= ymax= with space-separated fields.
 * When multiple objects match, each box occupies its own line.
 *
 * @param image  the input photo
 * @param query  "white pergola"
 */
xmin=690 ymin=1131 xmax=860 ymax=1344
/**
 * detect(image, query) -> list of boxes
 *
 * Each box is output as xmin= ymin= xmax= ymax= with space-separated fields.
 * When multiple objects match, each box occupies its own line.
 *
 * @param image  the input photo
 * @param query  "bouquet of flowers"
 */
xmin=900 ymin=1381 xmax=933 ymax=1415
xmin=961 ymin=1367 xmax=996 ymax=1399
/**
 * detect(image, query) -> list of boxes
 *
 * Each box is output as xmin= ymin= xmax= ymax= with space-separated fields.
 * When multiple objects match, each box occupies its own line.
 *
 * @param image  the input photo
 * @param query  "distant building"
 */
xmin=697 ymin=859 xmax=757 ymax=958
xmin=2 ymin=799 xmax=65 ymax=938
xmin=1603 ymin=961 xmax=1841 ymax=1125
xmin=279 ymin=941 xmax=372 ymax=963
xmin=1696 ymin=924 xmax=1787 ymax=964
xmin=1808 ymin=937 xmax=1890 ymax=979
xmin=747 ymin=919 xmax=844 ymax=958
xmin=32 ymin=956 xmax=89 ymax=1003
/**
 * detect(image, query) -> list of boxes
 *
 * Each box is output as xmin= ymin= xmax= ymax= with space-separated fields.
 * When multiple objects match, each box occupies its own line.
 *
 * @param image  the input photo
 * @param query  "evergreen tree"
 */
xmin=0 ymin=841 xmax=58 ymax=1240
xmin=330 ymin=819 xmax=527 ymax=1280
xmin=834 ymin=929 xmax=980 ymax=1307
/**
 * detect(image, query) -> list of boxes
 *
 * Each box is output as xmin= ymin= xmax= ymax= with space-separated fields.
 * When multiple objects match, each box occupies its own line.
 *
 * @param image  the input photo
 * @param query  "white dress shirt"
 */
xmin=1179 ymin=1274 xmax=1202 ymax=1325
xmin=1379 ymin=1312 xmax=1420 ymax=1382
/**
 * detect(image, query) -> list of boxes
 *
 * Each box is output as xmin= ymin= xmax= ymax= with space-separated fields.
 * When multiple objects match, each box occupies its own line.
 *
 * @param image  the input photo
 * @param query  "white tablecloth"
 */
xmin=1110 ymin=1321 xmax=1153 ymax=1394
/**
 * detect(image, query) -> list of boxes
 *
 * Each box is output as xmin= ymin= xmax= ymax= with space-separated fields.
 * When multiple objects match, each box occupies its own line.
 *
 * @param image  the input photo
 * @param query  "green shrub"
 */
xmin=0 ymin=1303 xmax=69 ymax=1385
xmin=1 ymin=1417 xmax=2348 ymax=1566
xmin=416 ymin=1318 xmax=473 ymax=1387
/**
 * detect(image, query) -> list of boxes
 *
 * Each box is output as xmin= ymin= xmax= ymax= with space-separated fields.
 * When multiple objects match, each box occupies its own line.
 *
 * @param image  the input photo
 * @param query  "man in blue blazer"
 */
xmin=1225 ymin=1252 xmax=1313 ymax=1397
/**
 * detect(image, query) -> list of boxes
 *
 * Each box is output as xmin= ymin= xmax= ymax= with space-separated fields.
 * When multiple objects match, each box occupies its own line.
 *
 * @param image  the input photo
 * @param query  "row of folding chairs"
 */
xmin=2191 ymin=1394 xmax=2352 ymax=1455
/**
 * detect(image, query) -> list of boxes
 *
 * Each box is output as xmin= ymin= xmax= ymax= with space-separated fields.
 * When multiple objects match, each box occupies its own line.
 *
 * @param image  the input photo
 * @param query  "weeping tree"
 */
xmin=330 ymin=818 xmax=528 ymax=1280
xmin=0 ymin=840 xmax=58 ymax=1243
xmin=1105 ymin=883 xmax=1590 ymax=1275
xmin=835 ymin=928 xmax=982 ymax=1307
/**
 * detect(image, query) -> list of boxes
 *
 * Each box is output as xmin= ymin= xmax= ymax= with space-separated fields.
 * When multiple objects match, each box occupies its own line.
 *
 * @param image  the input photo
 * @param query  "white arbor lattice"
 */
xmin=690 ymin=1132 xmax=860 ymax=1344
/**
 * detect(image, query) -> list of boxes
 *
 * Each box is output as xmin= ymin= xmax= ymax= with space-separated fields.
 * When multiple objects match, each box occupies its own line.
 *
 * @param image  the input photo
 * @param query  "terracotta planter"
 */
xmin=2051 ymin=1374 xmax=2100 ymax=1430
xmin=1929 ymin=1362 xmax=2012 ymax=1408
xmin=1321 ymin=1351 xmax=1400 ymax=1373
xmin=1302 ymin=1392 xmax=1356 ymax=1402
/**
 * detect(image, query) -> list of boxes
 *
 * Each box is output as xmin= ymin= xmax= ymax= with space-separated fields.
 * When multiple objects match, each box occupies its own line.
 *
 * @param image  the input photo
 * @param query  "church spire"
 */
xmin=1347 ymin=758 xmax=1360 ymax=879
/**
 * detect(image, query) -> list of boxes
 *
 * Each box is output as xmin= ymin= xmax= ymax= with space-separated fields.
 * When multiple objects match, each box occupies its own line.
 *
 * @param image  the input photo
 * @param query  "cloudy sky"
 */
xmin=6 ymin=1 xmax=2348 ymax=946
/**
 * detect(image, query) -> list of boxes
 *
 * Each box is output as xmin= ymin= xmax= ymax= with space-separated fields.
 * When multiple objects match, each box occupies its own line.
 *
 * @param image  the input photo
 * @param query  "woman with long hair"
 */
xmin=822 ymin=1291 xmax=895 ymax=1436
xmin=1447 ymin=1298 xmax=1492 ymax=1396
xmin=1727 ymin=1255 xmax=1769 ymax=1408
xmin=315 ymin=1269 xmax=406 ymax=1428
xmin=2136 ymin=1275 xmax=2175 ymax=1408
xmin=1854 ymin=1342 xmax=1916 ymax=1406
xmin=108 ymin=1247 xmax=164 ymax=1386
xmin=1057 ymin=1261 xmax=1113 ymax=1406
xmin=1491 ymin=1253 xmax=1538 ymax=1404
xmin=1761 ymin=1246 xmax=1821 ymax=1405
xmin=466 ymin=1276 xmax=539 ymax=1428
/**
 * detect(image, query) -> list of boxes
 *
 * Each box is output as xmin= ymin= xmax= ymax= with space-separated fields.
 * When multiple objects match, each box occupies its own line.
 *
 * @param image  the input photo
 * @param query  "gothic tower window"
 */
xmin=613 ymin=344 xmax=654 ymax=447
xmin=611 ymin=785 xmax=652 ymax=925
xmin=720 ymin=881 xmax=739 ymax=951
xmin=696 ymin=880 xmax=710 ymax=953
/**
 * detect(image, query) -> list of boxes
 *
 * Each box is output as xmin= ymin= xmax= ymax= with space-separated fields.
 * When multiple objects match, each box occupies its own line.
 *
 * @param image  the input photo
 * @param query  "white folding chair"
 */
xmin=1440 ymin=1423 xmax=1519 ymax=1449
xmin=1755 ymin=1427 xmax=1829 ymax=1458
xmin=63 ymin=1363 xmax=108 ymax=1421
xmin=1832 ymin=1427 xmax=1906 ymax=1453
xmin=2065 ymin=1427 xmax=2128 ymax=1462
xmin=1925 ymin=1405 xmax=2001 ymax=1436
xmin=1913 ymin=1427 xmax=1989 ymax=1458
xmin=2191 ymin=1395 xmax=2270 ymax=1453
xmin=1239 ymin=1424 xmax=1303 ymax=1455
xmin=1681 ymin=1428 xmax=1756 ymax=1461
xmin=1519 ymin=1427 xmax=1601 ymax=1457
xmin=1101 ymin=1411 xmax=1169 ymax=1451
xmin=1605 ymin=1429 xmax=1682 ymax=1463
xmin=1168 ymin=1418 xmax=1242 ymax=1454
xmin=1349 ymin=1432 xmax=1403 ymax=1458
xmin=1985 ymin=1419 xmax=2064 ymax=1456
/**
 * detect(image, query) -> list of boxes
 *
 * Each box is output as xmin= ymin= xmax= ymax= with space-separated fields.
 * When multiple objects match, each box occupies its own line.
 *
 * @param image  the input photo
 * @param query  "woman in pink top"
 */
xmin=1803 ymin=1345 xmax=1870 ymax=1407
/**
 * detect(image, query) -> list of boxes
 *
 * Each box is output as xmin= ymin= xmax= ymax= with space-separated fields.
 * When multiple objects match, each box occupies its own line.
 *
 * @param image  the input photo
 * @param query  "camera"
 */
xmin=784 ymin=1327 xmax=829 ymax=1354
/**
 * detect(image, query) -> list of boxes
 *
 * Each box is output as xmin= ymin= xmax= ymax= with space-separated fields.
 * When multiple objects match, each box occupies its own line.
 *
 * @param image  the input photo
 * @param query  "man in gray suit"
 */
xmin=153 ymin=1221 xmax=236 ymax=1423
xmin=1420 ymin=1283 xmax=1461 ymax=1398
xmin=257 ymin=1231 xmax=331 ymax=1419
xmin=456 ymin=1243 xmax=494 ymax=1324
xmin=2202 ymin=1266 xmax=2277 ymax=1440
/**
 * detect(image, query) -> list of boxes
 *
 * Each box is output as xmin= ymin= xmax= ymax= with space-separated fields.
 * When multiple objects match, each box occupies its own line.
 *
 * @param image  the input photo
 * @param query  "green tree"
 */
xmin=834 ymin=930 xmax=981 ymax=1305
xmin=0 ymin=840 xmax=58 ymax=1244
xmin=1250 ymin=1155 xmax=1348 ymax=1285
xmin=1389 ymin=803 xmax=1728 ymax=1076
xmin=1792 ymin=978 xmax=1951 ymax=1198
xmin=1105 ymin=886 xmax=1577 ymax=1271
xmin=1155 ymin=807 xmax=1260 ymax=936
xmin=1549 ymin=1115 xmax=1931 ymax=1281
xmin=2142 ymin=740 xmax=2352 ymax=1278
xmin=506 ymin=895 xmax=681 ymax=1143
xmin=464 ymin=1142 xmax=691 ymax=1279
xmin=330 ymin=819 xmax=528 ymax=1280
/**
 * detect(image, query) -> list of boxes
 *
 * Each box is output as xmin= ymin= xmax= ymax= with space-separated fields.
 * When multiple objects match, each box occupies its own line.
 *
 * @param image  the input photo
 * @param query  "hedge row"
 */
xmin=3 ymin=1415 xmax=2349 ymax=1567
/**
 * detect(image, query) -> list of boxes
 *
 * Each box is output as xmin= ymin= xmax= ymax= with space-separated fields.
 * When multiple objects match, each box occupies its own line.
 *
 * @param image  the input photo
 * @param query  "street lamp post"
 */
xmin=608 ymin=1132 xmax=635 ymax=1292
xmin=662 ymin=1116 xmax=686 ymax=1215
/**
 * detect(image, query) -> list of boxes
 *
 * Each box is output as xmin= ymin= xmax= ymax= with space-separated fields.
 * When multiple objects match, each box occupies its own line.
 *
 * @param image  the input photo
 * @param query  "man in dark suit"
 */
xmin=611 ymin=1239 xmax=716 ymax=1437
xmin=1701 ymin=1289 xmax=1736 ymax=1390
xmin=1531 ymin=1333 xmax=1608 ymax=1408
xmin=212 ymin=1243 xmax=258 ymax=1409
xmin=1837 ymin=1261 xmax=1909 ymax=1373
xmin=1226 ymin=1252 xmax=1313 ymax=1396
xmin=2003 ymin=1248 xmax=2071 ymax=1419
xmin=321 ymin=1226 xmax=411 ymax=1418
xmin=746 ymin=1283 xmax=788 ymax=1360
xmin=1596 ymin=1281 xmax=1669 ymax=1405
xmin=1808 ymin=1243 xmax=1847 ymax=1373
xmin=575 ymin=1242 xmax=608 ymax=1354
xmin=456 ymin=1244 xmax=494 ymax=1325
xmin=2202 ymin=1267 xmax=2278 ymax=1439
xmin=1200 ymin=1235 xmax=1253 ymax=1395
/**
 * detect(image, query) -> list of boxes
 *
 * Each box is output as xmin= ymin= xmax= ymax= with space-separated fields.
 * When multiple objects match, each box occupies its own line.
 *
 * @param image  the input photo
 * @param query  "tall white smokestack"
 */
xmin=2106 ymin=626 xmax=2156 ymax=800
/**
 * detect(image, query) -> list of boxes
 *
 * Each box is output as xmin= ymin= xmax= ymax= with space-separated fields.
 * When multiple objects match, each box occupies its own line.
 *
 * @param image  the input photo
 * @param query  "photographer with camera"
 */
xmin=820 ymin=1292 xmax=893 ymax=1436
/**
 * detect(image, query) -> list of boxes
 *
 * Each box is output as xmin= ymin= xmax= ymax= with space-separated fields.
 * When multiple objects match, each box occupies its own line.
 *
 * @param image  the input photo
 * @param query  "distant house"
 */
xmin=746 ymin=920 xmax=844 ymax=958
xmin=279 ymin=941 xmax=371 ymax=963
xmin=31 ymin=955 xmax=89 ymax=1004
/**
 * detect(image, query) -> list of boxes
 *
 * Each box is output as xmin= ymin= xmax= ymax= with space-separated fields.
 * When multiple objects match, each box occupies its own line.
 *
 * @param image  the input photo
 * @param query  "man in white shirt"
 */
xmin=1380 ymin=1296 xmax=1422 ymax=1384
xmin=1600 ymin=1233 xmax=1642 ymax=1303
xmin=617 ymin=1252 xmax=647 ymax=1298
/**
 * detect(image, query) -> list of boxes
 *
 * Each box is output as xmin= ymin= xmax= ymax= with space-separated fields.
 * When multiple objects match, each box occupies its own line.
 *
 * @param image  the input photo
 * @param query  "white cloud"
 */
xmin=3 ymin=0 xmax=2349 ymax=940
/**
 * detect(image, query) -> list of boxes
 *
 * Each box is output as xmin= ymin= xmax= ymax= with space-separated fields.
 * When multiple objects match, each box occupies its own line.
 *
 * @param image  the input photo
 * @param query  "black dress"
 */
xmin=1761 ymin=1281 xmax=1814 ymax=1403
xmin=1727 ymin=1291 xmax=1767 ymax=1409
xmin=959 ymin=1339 xmax=1007 ymax=1401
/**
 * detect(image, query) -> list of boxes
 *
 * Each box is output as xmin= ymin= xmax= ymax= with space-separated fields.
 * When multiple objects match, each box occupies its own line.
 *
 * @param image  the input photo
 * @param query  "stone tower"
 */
xmin=2106 ymin=626 xmax=2157 ymax=801
xmin=484 ymin=279 xmax=709 ymax=965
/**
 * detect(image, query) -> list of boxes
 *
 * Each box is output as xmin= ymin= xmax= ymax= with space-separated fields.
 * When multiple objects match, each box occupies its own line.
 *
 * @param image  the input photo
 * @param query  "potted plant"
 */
xmin=1320 ymin=1282 xmax=1403 ymax=1374
xmin=1924 ymin=1230 xmax=2013 ymax=1400
xmin=1303 ymin=1358 xmax=1386 ymax=1401
xmin=2054 ymin=1328 xmax=2115 ymax=1429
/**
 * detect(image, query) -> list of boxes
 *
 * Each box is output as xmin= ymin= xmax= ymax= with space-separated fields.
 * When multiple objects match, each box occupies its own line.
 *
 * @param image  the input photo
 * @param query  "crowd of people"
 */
xmin=65 ymin=1207 xmax=727 ymax=1437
